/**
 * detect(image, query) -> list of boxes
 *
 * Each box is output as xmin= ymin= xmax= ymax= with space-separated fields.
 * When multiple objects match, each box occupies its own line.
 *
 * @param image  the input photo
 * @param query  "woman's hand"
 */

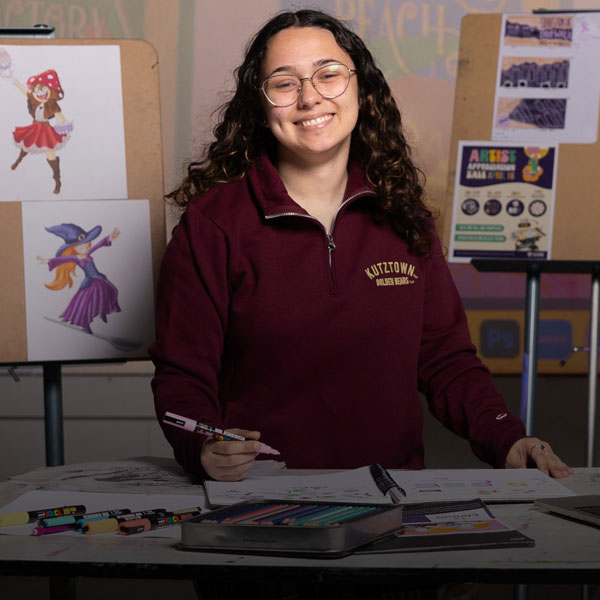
xmin=37 ymin=255 xmax=49 ymax=265
xmin=201 ymin=428 xmax=262 ymax=481
xmin=505 ymin=437 xmax=572 ymax=478
xmin=110 ymin=227 xmax=120 ymax=241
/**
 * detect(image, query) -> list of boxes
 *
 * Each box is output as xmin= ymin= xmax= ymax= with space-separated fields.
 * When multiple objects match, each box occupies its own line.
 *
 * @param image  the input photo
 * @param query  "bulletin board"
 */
xmin=0 ymin=39 xmax=165 ymax=364
xmin=443 ymin=14 xmax=600 ymax=375
xmin=442 ymin=13 xmax=600 ymax=257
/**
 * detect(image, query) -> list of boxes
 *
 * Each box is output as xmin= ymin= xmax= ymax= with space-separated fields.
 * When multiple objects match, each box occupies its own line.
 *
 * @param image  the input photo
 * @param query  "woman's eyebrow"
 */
xmin=266 ymin=58 xmax=343 ymax=78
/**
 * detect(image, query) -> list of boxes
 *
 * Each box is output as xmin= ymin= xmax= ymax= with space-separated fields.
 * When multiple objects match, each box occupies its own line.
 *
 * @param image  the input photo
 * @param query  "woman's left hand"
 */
xmin=505 ymin=437 xmax=572 ymax=478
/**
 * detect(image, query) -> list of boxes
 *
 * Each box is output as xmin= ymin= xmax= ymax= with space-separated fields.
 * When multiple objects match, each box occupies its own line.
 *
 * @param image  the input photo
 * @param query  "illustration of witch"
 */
xmin=37 ymin=224 xmax=121 ymax=335
xmin=0 ymin=47 xmax=73 ymax=194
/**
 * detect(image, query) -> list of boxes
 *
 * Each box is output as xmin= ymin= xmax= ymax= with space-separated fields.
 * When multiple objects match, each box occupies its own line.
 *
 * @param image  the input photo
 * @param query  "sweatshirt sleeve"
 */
xmin=417 ymin=234 xmax=526 ymax=468
xmin=148 ymin=206 xmax=229 ymax=476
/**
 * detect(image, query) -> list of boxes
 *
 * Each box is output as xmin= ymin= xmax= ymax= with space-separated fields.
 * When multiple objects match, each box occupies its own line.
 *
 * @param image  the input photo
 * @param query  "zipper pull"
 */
xmin=327 ymin=233 xmax=336 ymax=252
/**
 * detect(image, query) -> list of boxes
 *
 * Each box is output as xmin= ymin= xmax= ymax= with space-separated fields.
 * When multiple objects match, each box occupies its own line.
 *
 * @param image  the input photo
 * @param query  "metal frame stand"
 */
xmin=472 ymin=260 xmax=600 ymax=600
xmin=473 ymin=260 xmax=600 ymax=463
xmin=43 ymin=363 xmax=65 ymax=466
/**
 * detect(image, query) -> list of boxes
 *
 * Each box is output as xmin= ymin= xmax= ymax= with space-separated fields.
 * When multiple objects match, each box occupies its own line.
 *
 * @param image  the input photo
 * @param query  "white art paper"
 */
xmin=492 ymin=13 xmax=600 ymax=143
xmin=22 ymin=200 xmax=154 ymax=361
xmin=0 ymin=44 xmax=127 ymax=200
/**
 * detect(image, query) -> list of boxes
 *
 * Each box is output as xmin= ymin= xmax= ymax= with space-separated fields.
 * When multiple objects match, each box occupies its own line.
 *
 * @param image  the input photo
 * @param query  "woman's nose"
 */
xmin=297 ymin=78 xmax=322 ymax=107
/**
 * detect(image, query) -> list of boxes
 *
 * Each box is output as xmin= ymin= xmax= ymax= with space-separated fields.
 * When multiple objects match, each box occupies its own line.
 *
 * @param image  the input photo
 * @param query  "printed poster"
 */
xmin=492 ymin=13 xmax=600 ymax=143
xmin=449 ymin=141 xmax=558 ymax=262
xmin=0 ymin=44 xmax=127 ymax=201
xmin=22 ymin=199 xmax=154 ymax=361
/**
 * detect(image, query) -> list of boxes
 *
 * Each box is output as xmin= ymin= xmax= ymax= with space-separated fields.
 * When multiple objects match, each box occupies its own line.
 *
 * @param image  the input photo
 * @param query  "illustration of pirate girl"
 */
xmin=0 ymin=47 xmax=73 ymax=194
xmin=37 ymin=224 xmax=121 ymax=335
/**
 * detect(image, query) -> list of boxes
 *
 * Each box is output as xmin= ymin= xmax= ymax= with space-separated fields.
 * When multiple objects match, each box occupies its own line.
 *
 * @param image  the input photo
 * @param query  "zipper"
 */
xmin=265 ymin=189 xmax=376 ymax=293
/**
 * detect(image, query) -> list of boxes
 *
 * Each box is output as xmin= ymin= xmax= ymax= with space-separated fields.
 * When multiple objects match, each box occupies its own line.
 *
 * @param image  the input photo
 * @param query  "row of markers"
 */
xmin=200 ymin=502 xmax=386 ymax=527
xmin=0 ymin=504 xmax=201 ymax=536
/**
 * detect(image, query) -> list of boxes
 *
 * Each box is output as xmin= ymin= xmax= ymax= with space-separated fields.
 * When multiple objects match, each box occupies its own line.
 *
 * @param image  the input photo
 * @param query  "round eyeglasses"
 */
xmin=261 ymin=63 xmax=356 ymax=107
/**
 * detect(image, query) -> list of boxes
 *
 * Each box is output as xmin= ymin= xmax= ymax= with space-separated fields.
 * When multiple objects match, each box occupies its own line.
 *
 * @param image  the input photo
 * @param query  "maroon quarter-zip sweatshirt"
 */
xmin=149 ymin=154 xmax=525 ymax=475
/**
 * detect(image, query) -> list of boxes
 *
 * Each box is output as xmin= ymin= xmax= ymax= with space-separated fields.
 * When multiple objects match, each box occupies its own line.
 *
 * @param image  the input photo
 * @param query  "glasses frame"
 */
xmin=260 ymin=63 xmax=357 ymax=108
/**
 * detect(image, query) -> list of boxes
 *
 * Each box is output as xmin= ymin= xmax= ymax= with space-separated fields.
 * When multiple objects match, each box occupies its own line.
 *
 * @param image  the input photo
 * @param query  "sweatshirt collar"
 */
xmin=247 ymin=154 xmax=374 ymax=218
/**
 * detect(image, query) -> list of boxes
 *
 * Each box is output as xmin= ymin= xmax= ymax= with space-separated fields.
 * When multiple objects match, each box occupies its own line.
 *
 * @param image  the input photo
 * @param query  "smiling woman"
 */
xmin=150 ymin=3 xmax=570 ymax=540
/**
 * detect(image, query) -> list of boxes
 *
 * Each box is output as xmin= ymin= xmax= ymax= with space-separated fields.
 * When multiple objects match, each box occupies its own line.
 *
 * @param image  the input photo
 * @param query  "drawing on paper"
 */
xmin=36 ymin=222 xmax=140 ymax=352
xmin=0 ymin=47 xmax=73 ymax=194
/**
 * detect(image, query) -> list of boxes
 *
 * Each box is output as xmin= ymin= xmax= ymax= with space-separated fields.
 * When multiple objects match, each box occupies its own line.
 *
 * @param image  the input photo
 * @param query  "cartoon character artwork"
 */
xmin=0 ymin=47 xmax=73 ymax=194
xmin=512 ymin=218 xmax=546 ymax=251
xmin=522 ymin=146 xmax=549 ymax=183
xmin=37 ymin=223 xmax=122 ymax=338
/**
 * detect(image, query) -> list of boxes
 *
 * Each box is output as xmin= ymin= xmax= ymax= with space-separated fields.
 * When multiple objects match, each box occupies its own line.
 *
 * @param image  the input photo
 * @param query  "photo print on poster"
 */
xmin=22 ymin=199 xmax=154 ymax=361
xmin=0 ymin=44 xmax=127 ymax=201
xmin=449 ymin=141 xmax=558 ymax=263
xmin=493 ymin=13 xmax=600 ymax=143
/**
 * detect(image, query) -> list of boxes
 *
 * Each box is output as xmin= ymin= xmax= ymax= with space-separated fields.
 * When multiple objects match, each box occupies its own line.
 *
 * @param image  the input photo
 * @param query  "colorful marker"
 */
xmin=40 ymin=508 xmax=132 ymax=529
xmin=82 ymin=509 xmax=167 ymax=535
xmin=163 ymin=412 xmax=280 ymax=455
xmin=0 ymin=505 xmax=86 ymax=528
xmin=118 ymin=508 xmax=202 ymax=535
xmin=32 ymin=524 xmax=74 ymax=536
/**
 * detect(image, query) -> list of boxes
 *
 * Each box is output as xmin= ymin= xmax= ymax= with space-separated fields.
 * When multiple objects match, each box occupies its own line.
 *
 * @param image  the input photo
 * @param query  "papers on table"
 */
xmin=204 ymin=467 xmax=576 ymax=507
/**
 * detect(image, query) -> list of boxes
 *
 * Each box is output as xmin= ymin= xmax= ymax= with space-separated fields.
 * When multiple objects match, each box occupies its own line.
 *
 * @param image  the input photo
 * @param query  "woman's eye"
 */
xmin=317 ymin=72 xmax=341 ymax=82
xmin=273 ymin=79 xmax=297 ymax=90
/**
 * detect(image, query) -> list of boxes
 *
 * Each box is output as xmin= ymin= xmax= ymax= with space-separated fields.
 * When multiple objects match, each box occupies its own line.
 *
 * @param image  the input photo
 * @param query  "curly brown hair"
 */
xmin=169 ymin=9 xmax=434 ymax=255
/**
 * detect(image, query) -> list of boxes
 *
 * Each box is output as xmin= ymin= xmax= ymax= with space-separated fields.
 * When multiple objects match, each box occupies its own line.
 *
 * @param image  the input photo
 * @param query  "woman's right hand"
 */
xmin=201 ymin=428 xmax=262 ymax=481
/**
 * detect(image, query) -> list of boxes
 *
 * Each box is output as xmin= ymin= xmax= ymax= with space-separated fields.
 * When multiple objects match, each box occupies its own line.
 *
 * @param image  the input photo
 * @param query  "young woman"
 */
xmin=150 ymin=10 xmax=571 ymax=484
xmin=38 ymin=223 xmax=121 ymax=334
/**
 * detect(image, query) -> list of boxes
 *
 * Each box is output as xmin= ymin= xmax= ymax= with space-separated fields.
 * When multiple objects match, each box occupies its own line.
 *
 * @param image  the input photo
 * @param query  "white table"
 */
xmin=1 ymin=460 xmax=600 ymax=598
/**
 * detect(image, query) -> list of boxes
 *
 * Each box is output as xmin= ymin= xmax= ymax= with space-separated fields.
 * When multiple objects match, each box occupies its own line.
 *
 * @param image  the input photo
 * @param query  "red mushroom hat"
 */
xmin=27 ymin=69 xmax=64 ymax=99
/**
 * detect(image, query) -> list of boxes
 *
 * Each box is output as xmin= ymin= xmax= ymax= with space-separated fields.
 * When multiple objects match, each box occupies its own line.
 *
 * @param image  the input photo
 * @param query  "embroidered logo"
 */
xmin=364 ymin=260 xmax=418 ymax=287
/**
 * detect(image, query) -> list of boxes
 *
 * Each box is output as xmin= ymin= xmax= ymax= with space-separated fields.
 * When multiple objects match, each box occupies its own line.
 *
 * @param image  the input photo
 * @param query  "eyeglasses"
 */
xmin=261 ymin=63 xmax=356 ymax=107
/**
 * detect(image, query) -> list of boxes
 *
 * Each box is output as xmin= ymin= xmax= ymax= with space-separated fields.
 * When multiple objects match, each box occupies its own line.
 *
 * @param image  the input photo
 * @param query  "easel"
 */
xmin=473 ymin=260 xmax=600 ymax=466
xmin=446 ymin=13 xmax=600 ymax=600
xmin=0 ymin=31 xmax=165 ymax=467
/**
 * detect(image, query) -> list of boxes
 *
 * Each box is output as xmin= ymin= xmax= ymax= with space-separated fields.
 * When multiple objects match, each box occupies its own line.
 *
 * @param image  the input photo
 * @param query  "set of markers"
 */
xmin=0 ymin=504 xmax=201 ymax=536
xmin=199 ymin=501 xmax=386 ymax=527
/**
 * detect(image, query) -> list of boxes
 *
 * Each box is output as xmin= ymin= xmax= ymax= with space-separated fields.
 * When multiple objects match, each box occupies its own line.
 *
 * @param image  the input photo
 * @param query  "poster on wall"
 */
xmin=21 ymin=199 xmax=154 ymax=362
xmin=0 ymin=44 xmax=127 ymax=201
xmin=449 ymin=141 xmax=558 ymax=263
xmin=492 ymin=13 xmax=600 ymax=143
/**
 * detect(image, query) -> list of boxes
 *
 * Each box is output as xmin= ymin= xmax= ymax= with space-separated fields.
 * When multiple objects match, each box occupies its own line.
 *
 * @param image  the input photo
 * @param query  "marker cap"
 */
xmin=40 ymin=515 xmax=77 ymax=528
xmin=0 ymin=512 xmax=29 ymax=527
xmin=164 ymin=412 xmax=196 ymax=432
xmin=83 ymin=518 xmax=118 ymax=535
xmin=118 ymin=519 xmax=150 ymax=535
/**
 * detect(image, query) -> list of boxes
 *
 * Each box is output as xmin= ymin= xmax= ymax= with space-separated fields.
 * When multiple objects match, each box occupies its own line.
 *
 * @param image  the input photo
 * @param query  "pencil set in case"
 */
xmin=179 ymin=499 xmax=403 ymax=557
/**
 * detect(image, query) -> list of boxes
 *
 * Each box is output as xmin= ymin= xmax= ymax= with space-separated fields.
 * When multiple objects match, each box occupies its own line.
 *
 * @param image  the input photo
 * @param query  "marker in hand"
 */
xmin=162 ymin=412 xmax=280 ymax=455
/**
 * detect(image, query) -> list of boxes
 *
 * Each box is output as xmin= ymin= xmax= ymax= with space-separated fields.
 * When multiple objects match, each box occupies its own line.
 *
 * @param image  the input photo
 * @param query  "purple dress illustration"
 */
xmin=41 ymin=223 xmax=121 ymax=334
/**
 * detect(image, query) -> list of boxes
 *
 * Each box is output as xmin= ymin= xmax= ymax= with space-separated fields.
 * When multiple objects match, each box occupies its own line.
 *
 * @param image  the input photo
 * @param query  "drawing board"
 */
xmin=0 ymin=39 xmax=165 ymax=363
xmin=442 ymin=13 xmax=600 ymax=261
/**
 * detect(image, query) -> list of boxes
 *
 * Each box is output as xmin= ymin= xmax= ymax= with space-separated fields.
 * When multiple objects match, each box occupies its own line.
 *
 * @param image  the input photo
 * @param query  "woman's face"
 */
xmin=32 ymin=84 xmax=51 ymax=103
xmin=260 ymin=26 xmax=359 ymax=165
xmin=76 ymin=242 xmax=92 ymax=254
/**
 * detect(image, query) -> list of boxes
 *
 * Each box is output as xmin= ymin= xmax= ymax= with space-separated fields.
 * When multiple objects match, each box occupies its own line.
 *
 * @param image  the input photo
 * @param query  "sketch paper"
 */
xmin=9 ymin=457 xmax=284 ymax=495
xmin=0 ymin=44 xmax=127 ymax=200
xmin=449 ymin=141 xmax=558 ymax=262
xmin=204 ymin=467 xmax=575 ymax=507
xmin=22 ymin=199 xmax=154 ymax=361
xmin=492 ymin=13 xmax=600 ymax=143
xmin=0 ymin=489 xmax=204 ymax=538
